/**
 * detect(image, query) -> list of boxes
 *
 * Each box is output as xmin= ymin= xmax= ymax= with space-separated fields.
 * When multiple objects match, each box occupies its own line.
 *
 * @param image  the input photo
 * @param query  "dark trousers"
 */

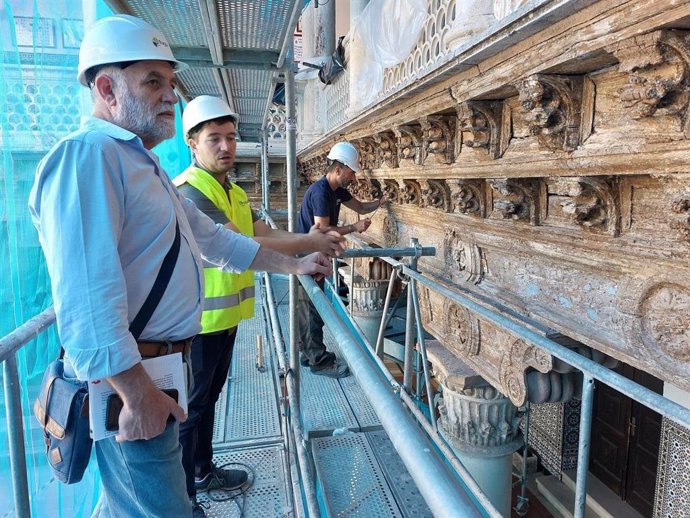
xmin=179 ymin=328 xmax=237 ymax=498
xmin=297 ymin=282 xmax=335 ymax=369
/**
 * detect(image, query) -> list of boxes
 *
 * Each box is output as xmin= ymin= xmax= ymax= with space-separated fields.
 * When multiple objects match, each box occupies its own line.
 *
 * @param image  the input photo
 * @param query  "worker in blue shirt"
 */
xmin=29 ymin=15 xmax=330 ymax=518
xmin=297 ymin=142 xmax=384 ymax=378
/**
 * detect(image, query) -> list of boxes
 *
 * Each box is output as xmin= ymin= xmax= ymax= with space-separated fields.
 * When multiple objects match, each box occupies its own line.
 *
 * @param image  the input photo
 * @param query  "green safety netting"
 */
xmin=1 ymin=1 xmax=190 ymax=515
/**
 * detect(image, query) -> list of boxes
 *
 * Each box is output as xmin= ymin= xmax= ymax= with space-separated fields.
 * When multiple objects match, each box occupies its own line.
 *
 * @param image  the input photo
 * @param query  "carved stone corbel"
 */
xmin=514 ymin=74 xmax=586 ymax=151
xmin=398 ymin=179 xmax=422 ymax=206
xmin=498 ymin=339 xmax=553 ymax=406
xmin=356 ymin=138 xmax=378 ymax=170
xmin=382 ymin=179 xmax=401 ymax=204
xmin=560 ymin=177 xmax=621 ymax=236
xmin=670 ymin=191 xmax=690 ymax=240
xmin=489 ymin=178 xmax=544 ymax=225
xmin=419 ymin=179 xmax=451 ymax=211
xmin=420 ymin=115 xmax=456 ymax=165
xmin=374 ymin=132 xmax=399 ymax=169
xmin=447 ymin=179 xmax=487 ymax=217
xmin=608 ymin=30 xmax=690 ymax=135
xmin=444 ymin=228 xmax=486 ymax=284
xmin=394 ymin=124 xmax=424 ymax=165
xmin=456 ymin=101 xmax=510 ymax=159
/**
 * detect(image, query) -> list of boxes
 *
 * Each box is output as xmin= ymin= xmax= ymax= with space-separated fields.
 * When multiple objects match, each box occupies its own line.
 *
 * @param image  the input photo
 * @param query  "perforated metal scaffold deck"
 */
xmin=204 ymin=274 xmax=430 ymax=517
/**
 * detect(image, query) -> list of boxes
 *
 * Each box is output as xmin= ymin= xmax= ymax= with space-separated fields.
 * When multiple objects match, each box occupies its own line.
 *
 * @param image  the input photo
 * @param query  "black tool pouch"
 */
xmin=33 ymin=359 xmax=92 ymax=484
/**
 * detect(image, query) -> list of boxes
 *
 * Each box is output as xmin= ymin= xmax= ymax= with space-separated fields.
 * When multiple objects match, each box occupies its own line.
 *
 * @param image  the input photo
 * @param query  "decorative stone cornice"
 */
xmin=447 ymin=179 xmax=486 ymax=216
xmin=489 ymin=178 xmax=544 ymax=225
xmin=560 ymin=177 xmax=621 ymax=236
xmin=420 ymin=115 xmax=456 ymax=165
xmin=498 ymin=339 xmax=553 ymax=406
xmin=608 ymin=30 xmax=690 ymax=135
xmin=514 ymin=74 xmax=585 ymax=151
xmin=456 ymin=101 xmax=510 ymax=159
xmin=394 ymin=124 xmax=424 ymax=165
xmin=419 ymin=179 xmax=451 ymax=211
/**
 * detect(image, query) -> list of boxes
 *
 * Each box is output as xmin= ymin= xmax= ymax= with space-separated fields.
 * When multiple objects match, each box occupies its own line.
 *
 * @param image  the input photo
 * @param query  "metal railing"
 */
xmin=0 ymin=306 xmax=56 ymax=518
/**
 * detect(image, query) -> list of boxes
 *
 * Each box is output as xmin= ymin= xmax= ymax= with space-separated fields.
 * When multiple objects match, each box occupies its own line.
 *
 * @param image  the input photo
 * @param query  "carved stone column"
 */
xmin=429 ymin=343 xmax=523 ymax=517
xmin=445 ymin=0 xmax=495 ymax=49
xmin=347 ymin=258 xmax=394 ymax=345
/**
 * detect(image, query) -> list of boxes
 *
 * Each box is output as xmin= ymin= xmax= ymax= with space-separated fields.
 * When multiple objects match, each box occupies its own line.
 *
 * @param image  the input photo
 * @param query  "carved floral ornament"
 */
xmin=489 ymin=178 xmax=543 ymax=225
xmin=443 ymin=299 xmax=481 ymax=356
xmin=393 ymin=125 xmax=424 ymax=165
xmin=444 ymin=229 xmax=486 ymax=284
xmin=608 ymin=30 xmax=690 ymax=135
xmin=420 ymin=115 xmax=456 ymax=165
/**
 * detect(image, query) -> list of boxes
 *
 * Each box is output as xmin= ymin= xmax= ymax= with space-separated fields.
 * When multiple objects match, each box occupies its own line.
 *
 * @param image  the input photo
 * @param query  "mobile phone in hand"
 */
xmin=105 ymin=388 xmax=179 ymax=431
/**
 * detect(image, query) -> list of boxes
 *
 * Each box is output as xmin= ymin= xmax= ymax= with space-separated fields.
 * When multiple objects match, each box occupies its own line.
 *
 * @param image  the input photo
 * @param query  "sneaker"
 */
xmin=311 ymin=359 xmax=350 ymax=379
xmin=190 ymin=498 xmax=208 ymax=518
xmin=194 ymin=464 xmax=248 ymax=492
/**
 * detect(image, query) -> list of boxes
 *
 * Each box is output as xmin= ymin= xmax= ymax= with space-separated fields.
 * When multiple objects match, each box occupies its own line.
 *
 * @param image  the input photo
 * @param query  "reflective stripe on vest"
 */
xmin=179 ymin=166 xmax=256 ymax=333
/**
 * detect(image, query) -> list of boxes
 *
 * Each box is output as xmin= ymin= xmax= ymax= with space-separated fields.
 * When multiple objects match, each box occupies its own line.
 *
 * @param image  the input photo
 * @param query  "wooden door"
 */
xmin=589 ymin=365 xmax=662 ymax=518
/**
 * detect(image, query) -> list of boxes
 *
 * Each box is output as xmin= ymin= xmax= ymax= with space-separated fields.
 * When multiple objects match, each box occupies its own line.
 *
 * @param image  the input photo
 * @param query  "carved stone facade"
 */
xmin=299 ymin=7 xmax=690 ymax=516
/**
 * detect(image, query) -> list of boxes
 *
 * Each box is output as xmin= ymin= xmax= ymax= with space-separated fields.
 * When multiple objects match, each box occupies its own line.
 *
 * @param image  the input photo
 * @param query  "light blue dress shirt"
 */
xmin=29 ymin=117 xmax=260 ymax=381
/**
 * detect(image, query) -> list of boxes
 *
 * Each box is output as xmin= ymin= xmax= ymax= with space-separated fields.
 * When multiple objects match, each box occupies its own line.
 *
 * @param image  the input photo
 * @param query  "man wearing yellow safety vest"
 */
xmin=174 ymin=95 xmax=343 ymax=517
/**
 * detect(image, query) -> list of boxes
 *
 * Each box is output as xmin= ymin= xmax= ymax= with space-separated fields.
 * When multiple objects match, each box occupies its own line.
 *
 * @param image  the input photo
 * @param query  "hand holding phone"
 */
xmin=105 ymin=388 xmax=179 ymax=431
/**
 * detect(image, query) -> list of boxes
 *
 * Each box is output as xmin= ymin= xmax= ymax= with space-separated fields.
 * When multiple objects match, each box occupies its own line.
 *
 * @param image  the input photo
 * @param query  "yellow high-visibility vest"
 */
xmin=177 ymin=166 xmax=255 ymax=333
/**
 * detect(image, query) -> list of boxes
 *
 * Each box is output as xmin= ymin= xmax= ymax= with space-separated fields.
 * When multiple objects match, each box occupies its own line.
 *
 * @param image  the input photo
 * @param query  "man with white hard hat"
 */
xmin=29 ymin=15 xmax=330 ymax=518
xmin=174 ymin=95 xmax=343 ymax=516
xmin=297 ymin=141 xmax=384 ymax=378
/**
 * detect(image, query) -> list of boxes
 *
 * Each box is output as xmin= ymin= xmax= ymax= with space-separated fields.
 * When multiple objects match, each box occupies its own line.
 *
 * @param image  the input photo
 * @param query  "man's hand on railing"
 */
xmin=307 ymin=223 xmax=345 ymax=257
xmin=295 ymin=251 xmax=332 ymax=282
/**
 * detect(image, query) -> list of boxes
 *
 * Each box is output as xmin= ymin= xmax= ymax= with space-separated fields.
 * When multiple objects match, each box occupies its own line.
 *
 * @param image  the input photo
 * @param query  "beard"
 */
xmin=111 ymin=79 xmax=175 ymax=147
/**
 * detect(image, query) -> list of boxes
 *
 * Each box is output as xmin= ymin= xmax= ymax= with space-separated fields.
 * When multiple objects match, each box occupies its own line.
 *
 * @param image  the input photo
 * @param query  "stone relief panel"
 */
xmin=382 ymin=179 xmax=401 ymax=204
xmin=444 ymin=299 xmax=481 ymax=356
xmin=444 ymin=229 xmax=486 ymax=284
xmin=499 ymin=339 xmax=553 ymax=406
xmin=618 ymin=275 xmax=690 ymax=382
xmin=419 ymin=179 xmax=451 ymax=211
xmin=420 ymin=115 xmax=456 ymax=165
xmin=381 ymin=215 xmax=399 ymax=247
xmin=608 ymin=30 xmax=690 ymax=137
xmin=489 ymin=178 xmax=544 ymax=225
xmin=447 ymin=179 xmax=487 ymax=217
xmin=394 ymin=124 xmax=424 ymax=166
xmin=455 ymin=100 xmax=511 ymax=159
xmin=514 ymin=74 xmax=587 ymax=151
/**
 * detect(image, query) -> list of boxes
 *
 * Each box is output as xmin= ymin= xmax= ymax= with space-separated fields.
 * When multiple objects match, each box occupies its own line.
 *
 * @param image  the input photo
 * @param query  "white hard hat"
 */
xmin=327 ymin=142 xmax=361 ymax=173
xmin=182 ymin=95 xmax=238 ymax=140
xmin=77 ymin=15 xmax=187 ymax=86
